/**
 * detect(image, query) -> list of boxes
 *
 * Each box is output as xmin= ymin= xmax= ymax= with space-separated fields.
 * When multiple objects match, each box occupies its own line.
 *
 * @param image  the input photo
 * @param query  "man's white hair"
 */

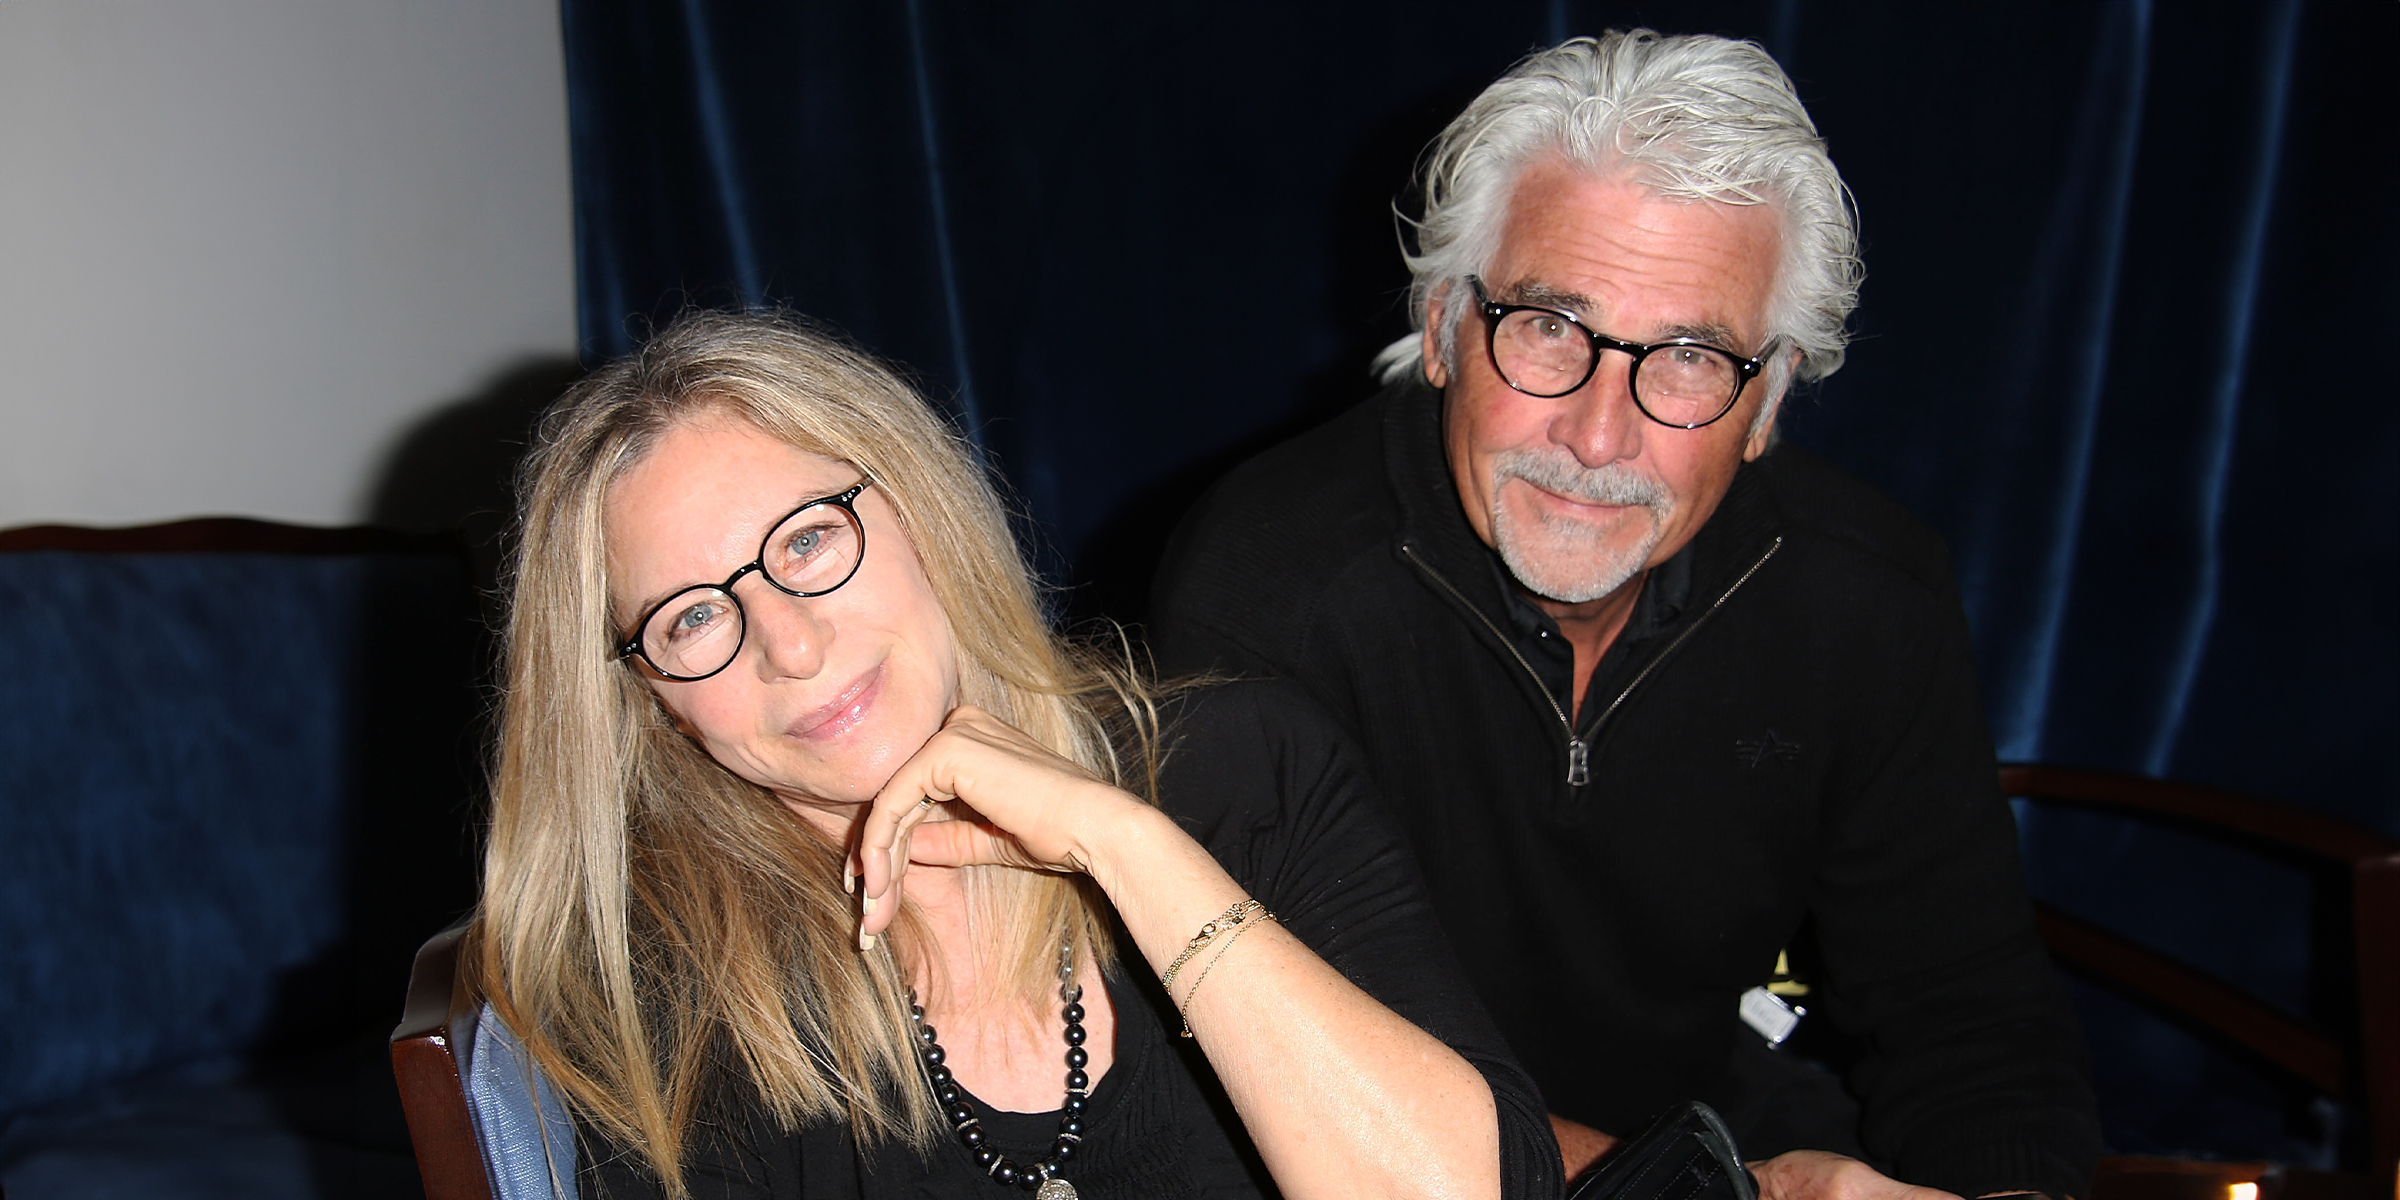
xmin=1373 ymin=30 xmax=1864 ymax=432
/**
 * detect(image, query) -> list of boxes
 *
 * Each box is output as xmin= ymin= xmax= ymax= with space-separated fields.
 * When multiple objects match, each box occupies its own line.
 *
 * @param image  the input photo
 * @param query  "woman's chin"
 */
xmin=762 ymin=739 xmax=918 ymax=813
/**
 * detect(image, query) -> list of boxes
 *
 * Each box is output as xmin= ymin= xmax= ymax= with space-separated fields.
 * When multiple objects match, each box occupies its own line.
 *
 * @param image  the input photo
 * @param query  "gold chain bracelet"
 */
xmin=1176 ymin=910 xmax=1277 ymax=1037
xmin=1158 ymin=898 xmax=1264 ymax=997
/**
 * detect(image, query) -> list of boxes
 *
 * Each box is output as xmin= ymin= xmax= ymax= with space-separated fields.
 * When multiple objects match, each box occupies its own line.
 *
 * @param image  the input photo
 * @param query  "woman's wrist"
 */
xmin=1070 ymin=799 xmax=1185 ymax=895
xmin=1072 ymin=802 xmax=1250 ymax=970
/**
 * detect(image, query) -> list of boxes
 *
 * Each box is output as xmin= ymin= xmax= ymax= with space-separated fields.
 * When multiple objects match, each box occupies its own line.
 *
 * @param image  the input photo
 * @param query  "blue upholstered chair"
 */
xmin=0 ymin=518 xmax=483 ymax=1200
xmin=391 ymin=927 xmax=579 ymax=1200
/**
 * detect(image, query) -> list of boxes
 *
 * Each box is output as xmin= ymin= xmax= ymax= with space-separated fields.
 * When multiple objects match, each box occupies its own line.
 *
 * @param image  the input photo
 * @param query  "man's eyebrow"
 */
xmin=1498 ymin=280 xmax=1597 ymax=316
xmin=1488 ymin=278 xmax=1756 ymax=352
xmin=1497 ymin=281 xmax=1747 ymax=351
xmin=1656 ymin=321 xmax=1744 ymax=351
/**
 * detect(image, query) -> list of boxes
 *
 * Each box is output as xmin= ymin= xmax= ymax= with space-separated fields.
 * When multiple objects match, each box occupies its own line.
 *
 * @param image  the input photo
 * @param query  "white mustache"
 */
xmin=1492 ymin=450 xmax=1670 ymax=512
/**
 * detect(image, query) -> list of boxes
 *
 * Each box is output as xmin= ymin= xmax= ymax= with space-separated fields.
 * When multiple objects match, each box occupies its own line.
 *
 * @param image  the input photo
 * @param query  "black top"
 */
xmin=577 ymin=680 xmax=1563 ymax=1199
xmin=1149 ymin=381 xmax=2101 ymax=1200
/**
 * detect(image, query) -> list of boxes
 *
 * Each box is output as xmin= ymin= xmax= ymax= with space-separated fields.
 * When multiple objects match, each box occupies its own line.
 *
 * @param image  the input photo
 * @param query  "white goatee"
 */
xmin=1486 ymin=448 xmax=1673 ymax=604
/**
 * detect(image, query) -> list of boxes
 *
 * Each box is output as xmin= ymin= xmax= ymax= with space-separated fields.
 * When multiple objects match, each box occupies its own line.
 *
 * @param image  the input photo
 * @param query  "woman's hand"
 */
xmin=856 ymin=700 xmax=1503 ymax=1200
xmin=850 ymin=705 xmax=1148 ymax=942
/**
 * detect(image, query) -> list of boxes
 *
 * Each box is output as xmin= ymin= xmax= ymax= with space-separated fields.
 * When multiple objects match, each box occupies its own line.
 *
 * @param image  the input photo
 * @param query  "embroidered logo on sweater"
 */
xmin=1734 ymin=729 xmax=1803 ymax=767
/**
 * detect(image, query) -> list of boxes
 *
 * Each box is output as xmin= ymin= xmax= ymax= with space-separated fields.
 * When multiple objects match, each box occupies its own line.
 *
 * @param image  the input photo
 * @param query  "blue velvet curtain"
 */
xmin=560 ymin=0 xmax=2400 ymax=1164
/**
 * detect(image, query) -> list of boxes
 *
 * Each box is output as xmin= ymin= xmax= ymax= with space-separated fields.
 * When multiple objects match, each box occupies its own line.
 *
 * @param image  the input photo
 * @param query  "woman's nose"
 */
xmin=738 ymin=577 xmax=831 ymax=680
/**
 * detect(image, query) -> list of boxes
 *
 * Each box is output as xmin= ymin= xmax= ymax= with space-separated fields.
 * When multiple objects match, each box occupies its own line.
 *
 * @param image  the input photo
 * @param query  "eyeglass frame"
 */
xmin=1467 ymin=275 xmax=1767 ymax=430
xmin=611 ymin=479 xmax=873 ymax=682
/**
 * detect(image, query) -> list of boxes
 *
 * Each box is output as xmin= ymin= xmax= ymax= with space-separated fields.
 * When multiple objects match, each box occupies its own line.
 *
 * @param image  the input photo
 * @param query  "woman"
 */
xmin=476 ymin=310 xmax=1558 ymax=1199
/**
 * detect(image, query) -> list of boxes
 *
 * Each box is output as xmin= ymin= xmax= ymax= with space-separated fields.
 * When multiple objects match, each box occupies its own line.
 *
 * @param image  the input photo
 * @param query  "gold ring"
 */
xmin=914 ymin=797 xmax=936 ymax=813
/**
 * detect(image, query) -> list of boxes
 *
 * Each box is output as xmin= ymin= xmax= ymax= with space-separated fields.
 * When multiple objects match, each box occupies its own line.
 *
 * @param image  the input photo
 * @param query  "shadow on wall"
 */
xmin=367 ymin=356 xmax=588 ymax=611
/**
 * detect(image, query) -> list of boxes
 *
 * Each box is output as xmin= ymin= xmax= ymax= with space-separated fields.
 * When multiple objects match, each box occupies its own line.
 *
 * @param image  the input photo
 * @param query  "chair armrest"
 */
xmin=2000 ymin=764 xmax=2399 ymax=865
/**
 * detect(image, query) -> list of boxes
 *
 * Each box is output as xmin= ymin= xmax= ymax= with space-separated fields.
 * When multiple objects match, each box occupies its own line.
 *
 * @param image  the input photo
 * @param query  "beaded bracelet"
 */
xmin=1176 ymin=910 xmax=1277 ymax=1037
xmin=1158 ymin=898 xmax=1264 ymax=997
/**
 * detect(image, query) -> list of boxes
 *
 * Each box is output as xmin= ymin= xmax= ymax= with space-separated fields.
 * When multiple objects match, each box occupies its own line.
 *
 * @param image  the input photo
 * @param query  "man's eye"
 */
xmin=1536 ymin=317 xmax=1574 ymax=339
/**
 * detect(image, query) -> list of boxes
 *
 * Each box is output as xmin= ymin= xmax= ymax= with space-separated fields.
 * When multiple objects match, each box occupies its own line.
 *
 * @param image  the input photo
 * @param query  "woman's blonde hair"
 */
xmin=474 ymin=310 xmax=1154 ymax=1194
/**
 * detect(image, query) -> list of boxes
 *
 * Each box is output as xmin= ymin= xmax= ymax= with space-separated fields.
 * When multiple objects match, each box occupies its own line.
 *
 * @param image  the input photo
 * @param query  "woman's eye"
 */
xmin=781 ymin=519 xmax=848 ymax=562
xmin=670 ymin=602 xmax=724 ymax=639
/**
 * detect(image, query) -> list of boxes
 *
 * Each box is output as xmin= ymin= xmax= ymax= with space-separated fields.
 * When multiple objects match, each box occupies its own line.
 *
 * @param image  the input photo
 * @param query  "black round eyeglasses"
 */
xmin=613 ymin=481 xmax=871 ymax=682
xmin=1469 ymin=276 xmax=1766 ymax=430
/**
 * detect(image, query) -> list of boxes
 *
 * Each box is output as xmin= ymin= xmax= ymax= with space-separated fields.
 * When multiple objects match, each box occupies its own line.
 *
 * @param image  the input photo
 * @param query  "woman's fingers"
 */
xmin=906 ymin=817 xmax=1046 ymax=870
xmin=857 ymin=750 xmax=950 ymax=910
xmin=857 ymin=792 xmax=945 ymax=944
xmin=851 ymin=704 xmax=1145 ymax=947
xmin=852 ymin=811 xmax=1061 ymax=946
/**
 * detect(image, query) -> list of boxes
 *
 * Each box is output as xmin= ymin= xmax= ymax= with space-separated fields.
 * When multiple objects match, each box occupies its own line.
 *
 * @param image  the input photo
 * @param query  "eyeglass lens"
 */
xmin=1489 ymin=308 xmax=1743 ymax=426
xmin=637 ymin=499 xmax=865 ymax=680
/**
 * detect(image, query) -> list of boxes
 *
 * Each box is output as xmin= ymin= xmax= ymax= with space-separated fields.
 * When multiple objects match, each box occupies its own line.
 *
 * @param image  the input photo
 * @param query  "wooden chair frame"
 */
xmin=2005 ymin=764 xmax=2400 ymax=1190
xmin=0 ymin=515 xmax=460 ymax=557
xmin=390 ymin=925 xmax=498 ymax=1200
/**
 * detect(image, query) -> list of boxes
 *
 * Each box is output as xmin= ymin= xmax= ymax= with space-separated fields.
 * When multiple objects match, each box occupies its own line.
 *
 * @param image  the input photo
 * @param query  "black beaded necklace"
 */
xmin=909 ymin=941 xmax=1088 ymax=1199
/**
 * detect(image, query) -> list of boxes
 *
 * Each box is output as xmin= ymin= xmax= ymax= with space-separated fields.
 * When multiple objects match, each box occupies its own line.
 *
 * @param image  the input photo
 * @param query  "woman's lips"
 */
xmin=789 ymin=664 xmax=883 ymax=741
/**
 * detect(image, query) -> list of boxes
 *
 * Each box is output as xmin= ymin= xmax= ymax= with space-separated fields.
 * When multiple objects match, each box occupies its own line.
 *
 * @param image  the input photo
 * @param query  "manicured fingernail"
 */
xmin=843 ymin=868 xmax=855 ymax=895
xmin=858 ymin=930 xmax=877 ymax=952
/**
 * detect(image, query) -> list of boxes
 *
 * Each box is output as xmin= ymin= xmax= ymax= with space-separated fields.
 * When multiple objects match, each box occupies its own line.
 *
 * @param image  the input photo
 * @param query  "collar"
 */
xmin=1487 ymin=537 xmax=1695 ymax=647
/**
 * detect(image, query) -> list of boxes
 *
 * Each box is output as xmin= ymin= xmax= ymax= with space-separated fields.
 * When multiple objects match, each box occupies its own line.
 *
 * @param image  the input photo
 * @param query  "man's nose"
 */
xmin=1548 ymin=350 xmax=1646 ymax=467
xmin=738 ymin=575 xmax=831 ymax=680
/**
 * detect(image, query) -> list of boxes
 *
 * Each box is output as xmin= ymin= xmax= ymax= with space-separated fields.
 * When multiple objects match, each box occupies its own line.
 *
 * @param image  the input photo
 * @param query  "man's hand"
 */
xmin=1548 ymin=1113 xmax=1619 ymax=1180
xmin=1751 ymin=1151 xmax=1962 ymax=1200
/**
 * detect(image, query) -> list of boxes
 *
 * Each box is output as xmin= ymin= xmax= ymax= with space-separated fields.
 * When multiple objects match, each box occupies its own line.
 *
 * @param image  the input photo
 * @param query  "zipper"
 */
xmin=1401 ymin=536 xmax=1783 ymax=787
xmin=1399 ymin=543 xmax=1576 ymax=772
xmin=1569 ymin=536 xmax=1783 ymax=774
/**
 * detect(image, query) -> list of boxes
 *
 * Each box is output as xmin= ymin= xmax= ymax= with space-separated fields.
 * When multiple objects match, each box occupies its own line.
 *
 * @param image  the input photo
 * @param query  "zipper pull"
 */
xmin=1567 ymin=738 xmax=1590 ymax=787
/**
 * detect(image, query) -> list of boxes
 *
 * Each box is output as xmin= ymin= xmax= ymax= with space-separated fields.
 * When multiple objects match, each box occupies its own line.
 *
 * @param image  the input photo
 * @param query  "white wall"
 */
xmin=0 ymin=0 xmax=576 ymax=529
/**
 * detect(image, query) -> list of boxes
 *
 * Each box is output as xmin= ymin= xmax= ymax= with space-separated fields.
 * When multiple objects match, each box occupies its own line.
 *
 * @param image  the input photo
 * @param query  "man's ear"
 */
xmin=1421 ymin=287 xmax=1451 ymax=389
xmin=1742 ymin=346 xmax=1803 ymax=461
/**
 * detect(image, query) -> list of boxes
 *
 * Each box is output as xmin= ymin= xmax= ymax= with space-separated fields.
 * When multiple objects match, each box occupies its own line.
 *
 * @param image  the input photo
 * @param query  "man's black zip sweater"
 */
xmin=1152 ymin=380 xmax=2099 ymax=1200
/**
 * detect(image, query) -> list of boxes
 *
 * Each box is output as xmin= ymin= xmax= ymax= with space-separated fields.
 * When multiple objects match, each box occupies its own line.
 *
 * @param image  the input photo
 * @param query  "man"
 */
xmin=1151 ymin=30 xmax=2100 ymax=1200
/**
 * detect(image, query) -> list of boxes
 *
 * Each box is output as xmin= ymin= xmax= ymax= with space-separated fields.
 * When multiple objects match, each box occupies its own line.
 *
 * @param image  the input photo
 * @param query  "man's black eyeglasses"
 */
xmin=1469 ymin=276 xmax=1765 ymax=430
xmin=614 ymin=481 xmax=872 ymax=682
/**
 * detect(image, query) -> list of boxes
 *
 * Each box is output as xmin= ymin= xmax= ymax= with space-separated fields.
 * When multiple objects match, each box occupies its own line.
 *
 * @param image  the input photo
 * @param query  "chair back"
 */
xmin=391 ymin=925 xmax=581 ymax=1200
xmin=0 ymin=517 xmax=480 ymax=1124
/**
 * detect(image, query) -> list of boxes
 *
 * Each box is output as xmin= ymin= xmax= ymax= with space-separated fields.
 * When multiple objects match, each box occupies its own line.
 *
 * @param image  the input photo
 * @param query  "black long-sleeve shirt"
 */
xmin=1149 ymin=381 xmax=2101 ymax=1200
xmin=579 ymin=681 xmax=1562 ymax=1199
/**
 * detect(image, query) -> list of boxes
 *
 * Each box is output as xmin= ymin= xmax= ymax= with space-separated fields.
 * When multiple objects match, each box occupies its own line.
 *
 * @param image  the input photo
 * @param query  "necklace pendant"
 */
xmin=1034 ymin=1179 xmax=1078 ymax=1200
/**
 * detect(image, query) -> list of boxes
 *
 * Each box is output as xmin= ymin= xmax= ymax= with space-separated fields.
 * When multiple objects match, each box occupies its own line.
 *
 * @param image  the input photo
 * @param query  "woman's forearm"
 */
xmin=1082 ymin=804 xmax=1503 ymax=1200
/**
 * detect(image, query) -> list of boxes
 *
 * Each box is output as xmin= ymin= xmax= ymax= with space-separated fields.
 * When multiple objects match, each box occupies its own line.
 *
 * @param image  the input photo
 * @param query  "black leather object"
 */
xmin=1570 ymin=1101 xmax=1761 ymax=1200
